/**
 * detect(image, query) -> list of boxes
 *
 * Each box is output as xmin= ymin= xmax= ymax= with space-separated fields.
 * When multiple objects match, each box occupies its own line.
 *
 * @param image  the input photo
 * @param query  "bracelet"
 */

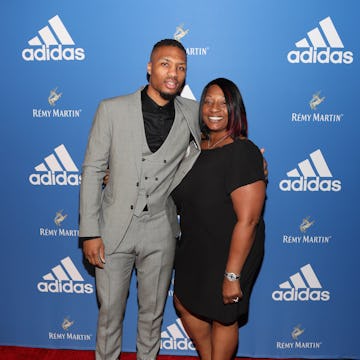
xmin=224 ymin=271 xmax=240 ymax=281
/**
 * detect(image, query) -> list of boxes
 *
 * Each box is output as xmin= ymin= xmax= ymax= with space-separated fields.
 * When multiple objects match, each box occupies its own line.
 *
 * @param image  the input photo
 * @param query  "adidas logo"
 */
xmin=279 ymin=149 xmax=341 ymax=192
xmin=272 ymin=264 xmax=330 ymax=302
xmin=161 ymin=318 xmax=195 ymax=351
xmin=287 ymin=16 xmax=353 ymax=64
xmin=22 ymin=15 xmax=85 ymax=61
xmin=29 ymin=144 xmax=81 ymax=186
xmin=37 ymin=256 xmax=93 ymax=294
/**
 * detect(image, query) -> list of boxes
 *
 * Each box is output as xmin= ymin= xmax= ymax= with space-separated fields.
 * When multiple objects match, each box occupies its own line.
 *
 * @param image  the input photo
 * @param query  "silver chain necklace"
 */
xmin=207 ymin=134 xmax=231 ymax=149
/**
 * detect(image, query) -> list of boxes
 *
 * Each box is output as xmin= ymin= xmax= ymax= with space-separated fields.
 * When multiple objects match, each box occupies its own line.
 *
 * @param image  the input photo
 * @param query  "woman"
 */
xmin=172 ymin=78 xmax=266 ymax=360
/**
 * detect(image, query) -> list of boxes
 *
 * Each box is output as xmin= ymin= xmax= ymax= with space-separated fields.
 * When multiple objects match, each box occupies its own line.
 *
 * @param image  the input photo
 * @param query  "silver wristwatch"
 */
xmin=224 ymin=272 xmax=240 ymax=281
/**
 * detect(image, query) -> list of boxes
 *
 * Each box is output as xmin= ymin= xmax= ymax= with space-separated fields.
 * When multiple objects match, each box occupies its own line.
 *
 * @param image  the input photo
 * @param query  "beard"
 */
xmin=159 ymin=90 xmax=178 ymax=101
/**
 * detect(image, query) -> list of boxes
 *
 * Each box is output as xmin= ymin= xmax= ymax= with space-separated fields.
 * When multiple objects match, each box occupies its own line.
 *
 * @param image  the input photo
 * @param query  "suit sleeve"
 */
xmin=79 ymin=101 xmax=111 ymax=236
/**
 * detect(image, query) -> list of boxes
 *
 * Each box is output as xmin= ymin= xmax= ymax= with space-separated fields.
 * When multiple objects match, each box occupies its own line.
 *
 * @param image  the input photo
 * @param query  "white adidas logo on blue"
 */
xmin=279 ymin=149 xmax=341 ymax=192
xmin=37 ymin=256 xmax=94 ymax=294
xmin=22 ymin=15 xmax=85 ymax=61
xmin=161 ymin=318 xmax=195 ymax=351
xmin=29 ymin=144 xmax=81 ymax=186
xmin=272 ymin=264 xmax=330 ymax=302
xmin=287 ymin=16 xmax=353 ymax=64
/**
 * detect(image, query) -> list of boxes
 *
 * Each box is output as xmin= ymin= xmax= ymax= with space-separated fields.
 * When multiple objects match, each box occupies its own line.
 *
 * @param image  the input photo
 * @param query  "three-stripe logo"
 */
xmin=37 ymin=256 xmax=93 ymax=294
xmin=279 ymin=149 xmax=341 ymax=192
xmin=161 ymin=318 xmax=195 ymax=351
xmin=272 ymin=264 xmax=330 ymax=301
xmin=29 ymin=144 xmax=81 ymax=186
xmin=22 ymin=15 xmax=85 ymax=61
xmin=287 ymin=16 xmax=353 ymax=64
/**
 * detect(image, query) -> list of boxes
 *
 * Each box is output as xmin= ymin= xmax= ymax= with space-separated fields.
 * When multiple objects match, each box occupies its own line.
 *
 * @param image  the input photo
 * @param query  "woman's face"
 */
xmin=202 ymin=84 xmax=228 ymax=134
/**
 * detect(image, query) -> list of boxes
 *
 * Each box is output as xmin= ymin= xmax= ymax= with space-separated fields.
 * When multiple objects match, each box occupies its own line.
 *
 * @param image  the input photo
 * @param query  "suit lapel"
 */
xmin=128 ymin=89 xmax=144 ymax=176
xmin=174 ymin=97 xmax=201 ymax=149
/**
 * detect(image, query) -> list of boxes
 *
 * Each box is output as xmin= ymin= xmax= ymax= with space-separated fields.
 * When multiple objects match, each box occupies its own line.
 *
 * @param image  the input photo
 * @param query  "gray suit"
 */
xmin=79 ymin=88 xmax=200 ymax=360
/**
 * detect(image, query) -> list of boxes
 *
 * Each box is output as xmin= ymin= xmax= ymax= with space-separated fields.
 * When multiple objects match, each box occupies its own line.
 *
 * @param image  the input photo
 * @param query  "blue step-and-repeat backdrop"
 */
xmin=1 ymin=1 xmax=359 ymax=358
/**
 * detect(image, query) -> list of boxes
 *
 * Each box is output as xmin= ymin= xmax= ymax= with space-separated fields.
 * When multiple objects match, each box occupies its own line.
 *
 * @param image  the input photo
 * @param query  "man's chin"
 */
xmin=159 ymin=91 xmax=178 ymax=101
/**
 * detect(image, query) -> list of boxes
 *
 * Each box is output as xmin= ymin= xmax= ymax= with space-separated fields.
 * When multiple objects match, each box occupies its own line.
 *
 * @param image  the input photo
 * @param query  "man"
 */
xmin=79 ymin=39 xmax=201 ymax=360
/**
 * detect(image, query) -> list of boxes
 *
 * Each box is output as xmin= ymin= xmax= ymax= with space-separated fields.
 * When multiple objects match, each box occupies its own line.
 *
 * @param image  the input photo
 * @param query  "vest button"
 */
xmin=130 ymin=205 xmax=134 ymax=210
xmin=142 ymin=158 xmax=145 ymax=161
xmin=136 ymin=182 xmax=139 ymax=186
xmin=163 ymin=160 xmax=167 ymax=163
xmin=155 ymin=177 xmax=158 ymax=181
xmin=145 ymin=176 xmax=148 ymax=180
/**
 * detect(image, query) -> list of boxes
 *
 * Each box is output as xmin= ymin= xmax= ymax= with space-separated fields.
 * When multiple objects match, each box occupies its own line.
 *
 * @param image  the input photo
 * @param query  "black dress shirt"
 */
xmin=141 ymin=86 xmax=175 ymax=153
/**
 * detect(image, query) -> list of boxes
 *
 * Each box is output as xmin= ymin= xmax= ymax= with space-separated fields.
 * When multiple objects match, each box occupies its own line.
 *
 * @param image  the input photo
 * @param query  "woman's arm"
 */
xmin=222 ymin=180 xmax=266 ymax=304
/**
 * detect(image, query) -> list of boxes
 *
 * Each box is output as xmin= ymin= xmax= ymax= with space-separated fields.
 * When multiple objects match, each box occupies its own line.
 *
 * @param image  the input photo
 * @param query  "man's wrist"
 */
xmin=79 ymin=236 xmax=100 ymax=243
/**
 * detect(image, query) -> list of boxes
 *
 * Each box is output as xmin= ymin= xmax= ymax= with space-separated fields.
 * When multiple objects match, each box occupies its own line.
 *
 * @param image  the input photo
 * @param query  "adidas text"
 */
xmin=22 ymin=45 xmax=85 ymax=61
xmin=29 ymin=171 xmax=81 ymax=186
xmin=279 ymin=177 xmax=341 ymax=192
xmin=161 ymin=338 xmax=195 ymax=351
xmin=272 ymin=288 xmax=330 ymax=301
xmin=37 ymin=280 xmax=93 ymax=294
xmin=287 ymin=47 xmax=353 ymax=64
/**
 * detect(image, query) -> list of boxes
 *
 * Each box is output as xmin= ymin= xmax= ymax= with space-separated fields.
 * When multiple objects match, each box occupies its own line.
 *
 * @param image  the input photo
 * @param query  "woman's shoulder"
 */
xmin=233 ymin=137 xmax=262 ymax=154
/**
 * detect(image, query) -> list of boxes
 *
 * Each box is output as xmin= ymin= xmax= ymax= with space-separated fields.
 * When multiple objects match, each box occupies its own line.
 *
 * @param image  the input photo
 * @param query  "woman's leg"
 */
xmin=211 ymin=320 xmax=239 ymax=360
xmin=174 ymin=295 xmax=212 ymax=360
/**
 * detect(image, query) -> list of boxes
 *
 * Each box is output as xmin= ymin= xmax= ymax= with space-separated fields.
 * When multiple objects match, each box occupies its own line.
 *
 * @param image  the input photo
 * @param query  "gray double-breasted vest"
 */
xmin=133 ymin=105 xmax=191 ymax=217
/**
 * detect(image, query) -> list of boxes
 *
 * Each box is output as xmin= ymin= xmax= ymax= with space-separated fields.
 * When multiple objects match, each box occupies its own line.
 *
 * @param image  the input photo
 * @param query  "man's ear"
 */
xmin=147 ymin=62 xmax=152 ymax=77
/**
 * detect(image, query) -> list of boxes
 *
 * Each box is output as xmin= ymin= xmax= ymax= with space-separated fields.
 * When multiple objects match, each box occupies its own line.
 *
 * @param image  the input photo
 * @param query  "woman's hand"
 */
xmin=222 ymin=278 xmax=243 ymax=305
xmin=103 ymin=169 xmax=110 ymax=186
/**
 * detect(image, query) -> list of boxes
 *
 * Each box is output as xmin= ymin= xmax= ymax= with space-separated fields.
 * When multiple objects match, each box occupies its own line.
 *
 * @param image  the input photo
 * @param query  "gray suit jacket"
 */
xmin=79 ymin=88 xmax=201 ymax=254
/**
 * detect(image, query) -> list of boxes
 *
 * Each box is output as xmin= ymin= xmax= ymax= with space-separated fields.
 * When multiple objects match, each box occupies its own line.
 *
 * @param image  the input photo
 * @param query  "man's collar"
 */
xmin=141 ymin=86 xmax=175 ymax=111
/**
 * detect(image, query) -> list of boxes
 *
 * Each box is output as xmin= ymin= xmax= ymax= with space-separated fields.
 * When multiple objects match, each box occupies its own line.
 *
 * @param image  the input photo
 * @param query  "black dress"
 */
xmin=172 ymin=139 xmax=265 ymax=324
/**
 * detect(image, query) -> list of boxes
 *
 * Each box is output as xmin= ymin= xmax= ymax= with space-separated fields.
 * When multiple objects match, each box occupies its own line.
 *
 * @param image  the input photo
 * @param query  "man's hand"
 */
xmin=83 ymin=238 xmax=106 ymax=268
xmin=260 ymin=148 xmax=268 ymax=182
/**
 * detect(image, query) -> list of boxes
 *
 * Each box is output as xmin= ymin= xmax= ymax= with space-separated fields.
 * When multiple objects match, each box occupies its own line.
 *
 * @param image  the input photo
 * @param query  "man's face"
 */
xmin=147 ymin=45 xmax=187 ymax=105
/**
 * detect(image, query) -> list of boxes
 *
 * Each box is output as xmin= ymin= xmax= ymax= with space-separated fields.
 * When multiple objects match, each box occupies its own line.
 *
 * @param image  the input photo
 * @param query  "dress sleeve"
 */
xmin=225 ymin=139 xmax=265 ymax=194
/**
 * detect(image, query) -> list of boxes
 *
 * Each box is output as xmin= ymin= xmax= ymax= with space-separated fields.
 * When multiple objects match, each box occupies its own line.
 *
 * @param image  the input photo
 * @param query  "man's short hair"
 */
xmin=150 ymin=39 xmax=187 ymax=60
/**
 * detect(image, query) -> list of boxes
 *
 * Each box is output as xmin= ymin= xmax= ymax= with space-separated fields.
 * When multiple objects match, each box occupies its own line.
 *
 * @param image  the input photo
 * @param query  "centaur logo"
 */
xmin=37 ymin=256 xmax=93 ymax=294
xmin=29 ymin=144 xmax=81 ymax=186
xmin=279 ymin=149 xmax=341 ymax=192
xmin=287 ymin=16 xmax=353 ymax=64
xmin=22 ymin=15 xmax=85 ymax=61
xmin=272 ymin=264 xmax=330 ymax=302
xmin=161 ymin=318 xmax=195 ymax=351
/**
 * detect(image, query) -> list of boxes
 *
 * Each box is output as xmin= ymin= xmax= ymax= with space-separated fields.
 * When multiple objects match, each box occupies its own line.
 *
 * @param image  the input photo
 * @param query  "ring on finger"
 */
xmin=232 ymin=297 xmax=239 ymax=303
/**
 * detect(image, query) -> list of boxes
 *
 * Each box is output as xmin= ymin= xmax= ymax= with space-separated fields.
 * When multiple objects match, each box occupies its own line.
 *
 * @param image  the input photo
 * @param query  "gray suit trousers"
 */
xmin=95 ymin=209 xmax=176 ymax=360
